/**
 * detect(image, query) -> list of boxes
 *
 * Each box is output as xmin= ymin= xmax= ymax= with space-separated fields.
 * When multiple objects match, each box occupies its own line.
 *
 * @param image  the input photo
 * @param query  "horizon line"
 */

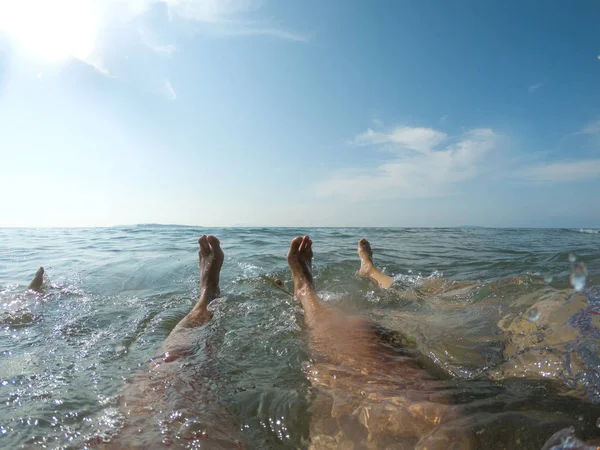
xmin=0 ymin=224 xmax=598 ymax=230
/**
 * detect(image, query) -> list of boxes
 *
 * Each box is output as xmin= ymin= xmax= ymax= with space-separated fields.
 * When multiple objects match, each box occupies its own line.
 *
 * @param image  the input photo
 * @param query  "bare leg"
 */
xmin=287 ymin=237 xmax=468 ymax=448
xmin=28 ymin=267 xmax=44 ymax=292
xmin=172 ymin=235 xmax=223 ymax=330
xmin=116 ymin=236 xmax=242 ymax=448
xmin=158 ymin=235 xmax=223 ymax=362
xmin=357 ymin=238 xmax=393 ymax=289
xmin=286 ymin=236 xmax=325 ymax=327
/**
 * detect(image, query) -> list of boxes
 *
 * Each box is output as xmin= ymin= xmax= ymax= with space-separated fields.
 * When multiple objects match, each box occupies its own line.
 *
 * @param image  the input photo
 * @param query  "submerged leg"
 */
xmin=117 ymin=235 xmax=242 ymax=449
xmin=28 ymin=267 xmax=44 ymax=292
xmin=357 ymin=239 xmax=393 ymax=289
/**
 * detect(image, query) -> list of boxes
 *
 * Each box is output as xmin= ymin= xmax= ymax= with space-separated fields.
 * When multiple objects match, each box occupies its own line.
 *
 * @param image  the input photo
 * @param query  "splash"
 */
xmin=391 ymin=270 xmax=443 ymax=289
xmin=570 ymin=263 xmax=588 ymax=292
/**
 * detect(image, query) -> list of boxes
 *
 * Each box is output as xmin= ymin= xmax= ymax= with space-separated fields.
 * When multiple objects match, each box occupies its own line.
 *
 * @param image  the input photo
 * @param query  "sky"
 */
xmin=0 ymin=0 xmax=599 ymax=228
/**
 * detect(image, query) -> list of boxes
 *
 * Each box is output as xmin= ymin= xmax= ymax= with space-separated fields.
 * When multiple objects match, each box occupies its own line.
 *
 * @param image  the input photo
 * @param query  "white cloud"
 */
xmin=131 ymin=0 xmax=308 ymax=42
xmin=371 ymin=118 xmax=385 ymax=128
xmin=137 ymin=27 xmax=177 ymax=55
xmin=519 ymin=159 xmax=600 ymax=183
xmin=528 ymin=82 xmax=544 ymax=93
xmin=316 ymin=126 xmax=498 ymax=200
xmin=577 ymin=120 xmax=600 ymax=135
xmin=354 ymin=126 xmax=448 ymax=154
xmin=161 ymin=0 xmax=260 ymax=23
xmin=216 ymin=26 xmax=308 ymax=42
xmin=164 ymin=79 xmax=177 ymax=99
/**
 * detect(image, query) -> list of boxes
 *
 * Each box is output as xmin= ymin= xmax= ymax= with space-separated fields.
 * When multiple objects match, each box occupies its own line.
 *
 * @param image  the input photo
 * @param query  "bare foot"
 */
xmin=28 ymin=267 xmax=44 ymax=292
xmin=357 ymin=238 xmax=394 ymax=289
xmin=357 ymin=238 xmax=375 ymax=276
xmin=198 ymin=235 xmax=224 ymax=300
xmin=165 ymin=236 xmax=224 ymax=335
xmin=287 ymin=236 xmax=314 ymax=293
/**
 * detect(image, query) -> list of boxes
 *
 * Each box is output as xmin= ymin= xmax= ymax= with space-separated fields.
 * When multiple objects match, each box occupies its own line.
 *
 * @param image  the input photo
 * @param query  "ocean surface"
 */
xmin=1 ymin=226 xmax=599 ymax=449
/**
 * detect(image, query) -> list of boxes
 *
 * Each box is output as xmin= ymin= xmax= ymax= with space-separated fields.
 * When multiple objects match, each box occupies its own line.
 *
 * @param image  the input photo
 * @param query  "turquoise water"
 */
xmin=1 ymin=226 xmax=599 ymax=449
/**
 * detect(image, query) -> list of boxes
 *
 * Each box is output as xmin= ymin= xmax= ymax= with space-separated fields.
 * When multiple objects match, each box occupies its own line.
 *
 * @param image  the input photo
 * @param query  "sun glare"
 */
xmin=0 ymin=0 xmax=99 ymax=63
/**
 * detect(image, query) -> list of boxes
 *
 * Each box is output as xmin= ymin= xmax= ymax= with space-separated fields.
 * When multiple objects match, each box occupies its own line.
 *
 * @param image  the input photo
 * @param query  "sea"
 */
xmin=1 ymin=226 xmax=599 ymax=449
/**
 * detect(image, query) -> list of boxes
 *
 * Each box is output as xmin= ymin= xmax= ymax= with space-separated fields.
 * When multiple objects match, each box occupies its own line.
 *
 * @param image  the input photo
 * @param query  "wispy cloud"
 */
xmin=577 ymin=120 xmax=600 ymax=135
xmin=148 ymin=0 xmax=308 ymax=42
xmin=316 ymin=126 xmax=498 ymax=200
xmin=138 ymin=27 xmax=177 ymax=56
xmin=528 ymin=82 xmax=544 ymax=93
xmin=215 ymin=26 xmax=309 ymax=42
xmin=354 ymin=126 xmax=448 ymax=153
xmin=161 ymin=0 xmax=262 ymax=23
xmin=519 ymin=159 xmax=600 ymax=183
xmin=164 ymin=79 xmax=177 ymax=100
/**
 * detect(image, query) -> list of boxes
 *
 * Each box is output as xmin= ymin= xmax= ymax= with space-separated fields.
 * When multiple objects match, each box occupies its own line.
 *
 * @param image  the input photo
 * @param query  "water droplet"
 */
xmin=527 ymin=307 xmax=540 ymax=322
xmin=570 ymin=262 xmax=587 ymax=292
xmin=568 ymin=252 xmax=576 ymax=263
xmin=544 ymin=274 xmax=553 ymax=284
xmin=596 ymin=417 xmax=600 ymax=428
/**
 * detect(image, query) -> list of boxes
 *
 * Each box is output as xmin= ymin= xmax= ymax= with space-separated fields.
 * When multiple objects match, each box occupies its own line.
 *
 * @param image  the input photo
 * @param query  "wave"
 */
xmin=571 ymin=228 xmax=600 ymax=234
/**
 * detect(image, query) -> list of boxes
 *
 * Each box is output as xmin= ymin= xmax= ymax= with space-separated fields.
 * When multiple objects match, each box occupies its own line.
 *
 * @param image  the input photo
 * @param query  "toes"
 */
xmin=289 ymin=236 xmax=303 ymax=255
xmin=206 ymin=235 xmax=220 ymax=248
xmin=198 ymin=235 xmax=210 ymax=256
xmin=299 ymin=235 xmax=311 ymax=253
xmin=358 ymin=238 xmax=372 ymax=256
xmin=206 ymin=235 xmax=223 ymax=257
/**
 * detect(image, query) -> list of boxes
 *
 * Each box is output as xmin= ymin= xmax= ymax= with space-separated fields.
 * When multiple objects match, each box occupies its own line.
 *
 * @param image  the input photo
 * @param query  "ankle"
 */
xmin=359 ymin=262 xmax=374 ymax=274
xmin=293 ymin=277 xmax=313 ymax=292
xmin=200 ymin=286 xmax=219 ymax=302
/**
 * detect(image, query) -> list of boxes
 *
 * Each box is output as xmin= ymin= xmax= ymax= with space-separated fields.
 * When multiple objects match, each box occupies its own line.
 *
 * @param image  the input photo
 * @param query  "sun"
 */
xmin=0 ymin=0 xmax=99 ymax=63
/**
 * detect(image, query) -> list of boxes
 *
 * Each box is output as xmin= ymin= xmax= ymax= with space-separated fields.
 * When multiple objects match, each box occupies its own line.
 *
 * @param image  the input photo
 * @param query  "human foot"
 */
xmin=357 ymin=239 xmax=375 ymax=277
xmin=198 ymin=235 xmax=224 ymax=299
xmin=357 ymin=239 xmax=394 ymax=289
xmin=287 ymin=236 xmax=314 ymax=292
xmin=164 ymin=236 xmax=224 ymax=333
xmin=28 ymin=267 xmax=44 ymax=292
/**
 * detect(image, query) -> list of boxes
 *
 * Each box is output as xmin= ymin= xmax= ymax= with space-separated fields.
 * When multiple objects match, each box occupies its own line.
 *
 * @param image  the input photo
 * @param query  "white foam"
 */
xmin=392 ymin=270 xmax=443 ymax=288
xmin=574 ymin=228 xmax=600 ymax=234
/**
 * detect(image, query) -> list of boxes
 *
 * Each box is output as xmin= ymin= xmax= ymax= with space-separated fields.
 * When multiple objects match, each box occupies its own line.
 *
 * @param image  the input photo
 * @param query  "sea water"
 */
xmin=1 ymin=226 xmax=599 ymax=449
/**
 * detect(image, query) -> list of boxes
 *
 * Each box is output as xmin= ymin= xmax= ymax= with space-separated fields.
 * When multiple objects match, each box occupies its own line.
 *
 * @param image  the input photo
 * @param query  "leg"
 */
xmin=117 ymin=236 xmax=243 ymax=448
xmin=158 ymin=235 xmax=223 ymax=362
xmin=28 ymin=267 xmax=44 ymax=292
xmin=288 ymin=237 xmax=466 ymax=448
xmin=173 ymin=235 xmax=223 ymax=330
xmin=286 ymin=236 xmax=325 ymax=327
xmin=357 ymin=239 xmax=393 ymax=289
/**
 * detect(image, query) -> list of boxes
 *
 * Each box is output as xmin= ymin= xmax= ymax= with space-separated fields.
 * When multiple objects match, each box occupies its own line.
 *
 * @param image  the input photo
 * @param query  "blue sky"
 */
xmin=0 ymin=0 xmax=599 ymax=227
